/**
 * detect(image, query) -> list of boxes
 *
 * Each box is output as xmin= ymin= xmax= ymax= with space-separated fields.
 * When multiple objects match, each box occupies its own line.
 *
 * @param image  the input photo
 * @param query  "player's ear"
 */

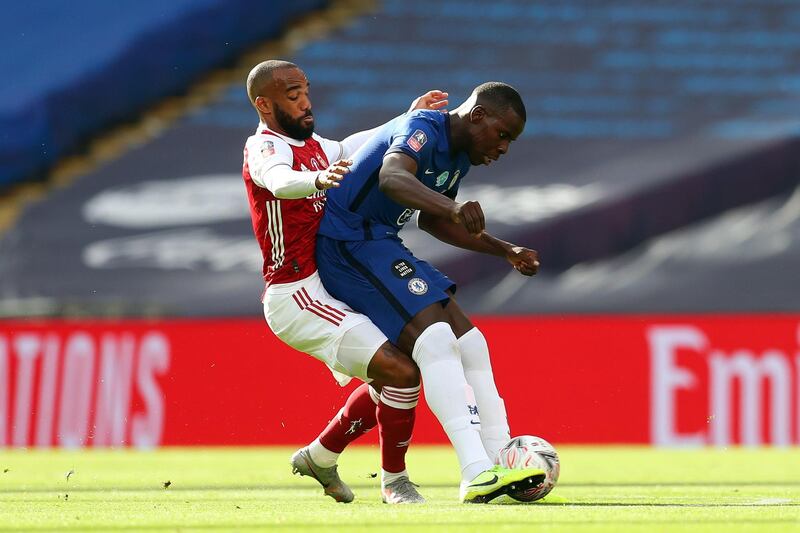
xmin=255 ymin=96 xmax=271 ymax=115
xmin=469 ymin=105 xmax=486 ymax=124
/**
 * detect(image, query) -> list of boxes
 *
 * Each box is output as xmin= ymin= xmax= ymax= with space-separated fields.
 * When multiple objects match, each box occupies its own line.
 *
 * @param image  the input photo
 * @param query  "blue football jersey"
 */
xmin=318 ymin=110 xmax=471 ymax=241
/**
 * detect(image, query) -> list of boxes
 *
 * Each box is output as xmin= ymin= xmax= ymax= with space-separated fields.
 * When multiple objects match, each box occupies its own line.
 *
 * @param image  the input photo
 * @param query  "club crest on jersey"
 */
xmin=260 ymin=140 xmax=275 ymax=157
xmin=448 ymin=170 xmax=460 ymax=190
xmin=435 ymin=171 xmax=449 ymax=187
xmin=407 ymin=129 xmax=427 ymax=152
xmin=408 ymin=277 xmax=428 ymax=295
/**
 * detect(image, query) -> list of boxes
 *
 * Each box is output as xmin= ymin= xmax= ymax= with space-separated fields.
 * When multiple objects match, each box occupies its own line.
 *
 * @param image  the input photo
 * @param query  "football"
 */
xmin=497 ymin=435 xmax=560 ymax=502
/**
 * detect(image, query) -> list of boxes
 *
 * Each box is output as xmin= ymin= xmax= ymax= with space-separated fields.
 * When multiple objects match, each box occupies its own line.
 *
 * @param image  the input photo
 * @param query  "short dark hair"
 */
xmin=246 ymin=60 xmax=298 ymax=104
xmin=473 ymin=82 xmax=526 ymax=122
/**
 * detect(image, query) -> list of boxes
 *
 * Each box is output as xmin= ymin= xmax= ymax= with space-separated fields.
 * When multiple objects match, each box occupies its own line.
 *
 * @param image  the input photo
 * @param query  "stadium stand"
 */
xmin=458 ymin=184 xmax=800 ymax=313
xmin=0 ymin=0 xmax=328 ymax=189
xmin=0 ymin=0 xmax=798 ymax=317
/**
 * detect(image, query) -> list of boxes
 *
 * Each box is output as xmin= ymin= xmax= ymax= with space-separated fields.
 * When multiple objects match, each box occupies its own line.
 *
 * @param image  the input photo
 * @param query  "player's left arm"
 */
xmin=417 ymin=212 xmax=540 ymax=276
xmin=329 ymin=91 xmax=450 ymax=160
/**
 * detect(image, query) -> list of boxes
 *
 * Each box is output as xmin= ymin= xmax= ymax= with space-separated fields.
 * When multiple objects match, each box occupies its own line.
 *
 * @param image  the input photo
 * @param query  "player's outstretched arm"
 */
xmin=418 ymin=212 xmax=540 ymax=276
xmin=257 ymin=159 xmax=351 ymax=199
xmin=379 ymin=153 xmax=485 ymax=235
xmin=338 ymin=91 xmax=449 ymax=159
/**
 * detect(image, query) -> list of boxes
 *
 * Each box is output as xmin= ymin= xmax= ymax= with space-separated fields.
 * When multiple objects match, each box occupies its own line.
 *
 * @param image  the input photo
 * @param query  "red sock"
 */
xmin=318 ymin=383 xmax=378 ymax=453
xmin=378 ymin=385 xmax=420 ymax=473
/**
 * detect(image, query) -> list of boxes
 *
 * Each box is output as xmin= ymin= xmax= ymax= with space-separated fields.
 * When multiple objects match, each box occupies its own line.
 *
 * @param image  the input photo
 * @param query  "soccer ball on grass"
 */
xmin=497 ymin=435 xmax=560 ymax=502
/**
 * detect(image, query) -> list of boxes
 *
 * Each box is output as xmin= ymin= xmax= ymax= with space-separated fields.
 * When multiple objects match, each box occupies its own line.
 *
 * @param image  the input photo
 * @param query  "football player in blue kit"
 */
xmin=316 ymin=82 xmax=544 ymax=503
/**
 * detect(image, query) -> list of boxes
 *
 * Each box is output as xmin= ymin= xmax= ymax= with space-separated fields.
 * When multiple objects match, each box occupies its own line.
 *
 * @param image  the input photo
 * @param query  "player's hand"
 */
xmin=506 ymin=246 xmax=540 ymax=276
xmin=408 ymin=90 xmax=449 ymax=113
xmin=315 ymin=159 xmax=352 ymax=190
xmin=450 ymin=200 xmax=485 ymax=236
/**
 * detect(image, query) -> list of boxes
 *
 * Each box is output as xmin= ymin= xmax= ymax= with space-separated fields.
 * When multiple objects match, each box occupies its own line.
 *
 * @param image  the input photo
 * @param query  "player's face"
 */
xmin=268 ymin=67 xmax=315 ymax=140
xmin=467 ymin=106 xmax=525 ymax=166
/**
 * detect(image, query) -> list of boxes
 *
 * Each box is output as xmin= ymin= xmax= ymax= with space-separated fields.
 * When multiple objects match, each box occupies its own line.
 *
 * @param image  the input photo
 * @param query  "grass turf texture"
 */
xmin=0 ymin=446 xmax=798 ymax=532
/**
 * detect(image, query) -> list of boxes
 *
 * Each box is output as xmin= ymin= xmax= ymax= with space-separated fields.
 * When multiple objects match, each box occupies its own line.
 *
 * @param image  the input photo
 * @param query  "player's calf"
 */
xmin=457 ymin=326 xmax=510 ymax=463
xmin=367 ymin=343 xmax=424 ymax=501
xmin=317 ymin=382 xmax=379 ymax=455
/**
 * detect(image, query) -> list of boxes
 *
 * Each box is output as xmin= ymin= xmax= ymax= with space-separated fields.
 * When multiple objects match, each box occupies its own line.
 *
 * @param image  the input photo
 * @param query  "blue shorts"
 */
xmin=316 ymin=235 xmax=456 ymax=344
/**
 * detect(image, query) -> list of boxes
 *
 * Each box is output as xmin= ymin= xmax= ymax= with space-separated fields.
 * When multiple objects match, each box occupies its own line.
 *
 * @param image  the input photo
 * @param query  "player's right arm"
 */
xmin=246 ymin=136 xmax=349 ymax=198
xmin=379 ymin=153 xmax=485 ymax=235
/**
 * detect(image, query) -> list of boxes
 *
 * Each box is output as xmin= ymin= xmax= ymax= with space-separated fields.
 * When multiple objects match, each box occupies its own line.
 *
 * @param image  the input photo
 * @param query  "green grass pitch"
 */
xmin=0 ymin=445 xmax=798 ymax=532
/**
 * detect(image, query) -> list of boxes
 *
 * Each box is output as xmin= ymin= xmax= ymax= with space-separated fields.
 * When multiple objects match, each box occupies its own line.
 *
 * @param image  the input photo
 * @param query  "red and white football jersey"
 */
xmin=243 ymin=124 xmax=343 ymax=286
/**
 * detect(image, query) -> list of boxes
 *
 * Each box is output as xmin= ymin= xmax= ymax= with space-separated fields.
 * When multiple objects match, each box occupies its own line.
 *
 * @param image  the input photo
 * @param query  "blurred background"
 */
xmin=0 ymin=0 xmax=798 ymax=449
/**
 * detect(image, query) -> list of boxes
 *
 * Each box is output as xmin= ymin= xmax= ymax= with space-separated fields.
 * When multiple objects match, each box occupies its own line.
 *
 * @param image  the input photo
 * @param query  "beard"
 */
xmin=273 ymin=102 xmax=314 ymax=140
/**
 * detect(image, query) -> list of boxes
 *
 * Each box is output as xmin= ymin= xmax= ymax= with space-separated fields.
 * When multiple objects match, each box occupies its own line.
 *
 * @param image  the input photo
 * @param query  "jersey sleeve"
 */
xmin=384 ymin=114 xmax=439 ymax=169
xmin=313 ymin=133 xmax=344 ymax=165
xmin=338 ymin=127 xmax=380 ymax=159
xmin=246 ymin=135 xmax=295 ymax=189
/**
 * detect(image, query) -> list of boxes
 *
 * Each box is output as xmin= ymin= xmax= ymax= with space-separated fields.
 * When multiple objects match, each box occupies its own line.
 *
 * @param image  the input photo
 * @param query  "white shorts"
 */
xmin=262 ymin=271 xmax=388 ymax=386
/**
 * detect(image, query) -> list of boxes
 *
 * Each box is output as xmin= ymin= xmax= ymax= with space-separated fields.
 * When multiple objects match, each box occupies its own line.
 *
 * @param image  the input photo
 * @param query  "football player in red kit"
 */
xmin=242 ymin=60 xmax=447 ymax=504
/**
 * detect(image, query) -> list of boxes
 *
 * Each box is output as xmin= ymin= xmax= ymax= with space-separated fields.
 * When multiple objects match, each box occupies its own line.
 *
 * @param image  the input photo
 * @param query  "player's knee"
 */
xmin=369 ymin=343 xmax=420 ymax=388
xmin=385 ymin=349 xmax=420 ymax=388
xmin=411 ymin=322 xmax=460 ymax=367
xmin=458 ymin=327 xmax=491 ymax=371
xmin=391 ymin=356 xmax=420 ymax=388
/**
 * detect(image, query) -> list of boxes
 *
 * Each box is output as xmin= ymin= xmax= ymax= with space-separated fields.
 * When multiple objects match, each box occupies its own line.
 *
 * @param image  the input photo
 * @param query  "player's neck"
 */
xmin=447 ymin=111 xmax=470 ymax=156
xmin=259 ymin=114 xmax=294 ymax=139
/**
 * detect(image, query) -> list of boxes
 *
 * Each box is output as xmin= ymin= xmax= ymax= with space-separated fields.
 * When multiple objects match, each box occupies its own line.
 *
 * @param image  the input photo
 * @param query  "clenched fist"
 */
xmin=450 ymin=200 xmax=486 ymax=236
xmin=506 ymin=246 xmax=540 ymax=276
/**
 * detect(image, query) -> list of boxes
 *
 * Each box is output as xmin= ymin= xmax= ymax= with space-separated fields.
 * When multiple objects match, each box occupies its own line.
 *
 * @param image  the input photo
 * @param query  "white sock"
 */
xmin=412 ymin=322 xmax=493 ymax=481
xmin=381 ymin=468 xmax=408 ymax=487
xmin=458 ymin=328 xmax=510 ymax=464
xmin=307 ymin=437 xmax=339 ymax=468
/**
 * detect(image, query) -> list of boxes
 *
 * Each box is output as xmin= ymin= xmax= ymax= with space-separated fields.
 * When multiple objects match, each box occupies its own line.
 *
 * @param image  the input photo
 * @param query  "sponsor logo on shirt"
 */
xmin=435 ymin=171 xmax=449 ymax=187
xmin=448 ymin=170 xmax=460 ymax=190
xmin=407 ymin=129 xmax=427 ymax=152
